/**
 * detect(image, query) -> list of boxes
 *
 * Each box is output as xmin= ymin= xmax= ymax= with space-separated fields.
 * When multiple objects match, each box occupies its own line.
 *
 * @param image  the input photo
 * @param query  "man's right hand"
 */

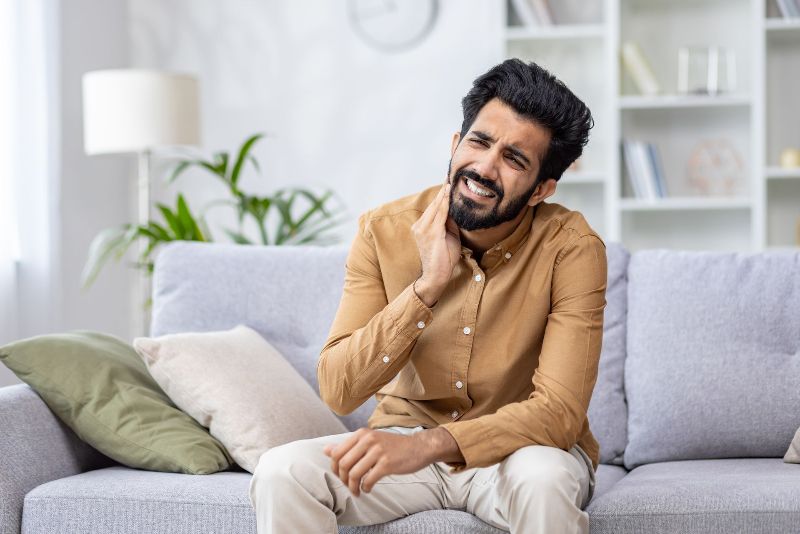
xmin=410 ymin=179 xmax=462 ymax=307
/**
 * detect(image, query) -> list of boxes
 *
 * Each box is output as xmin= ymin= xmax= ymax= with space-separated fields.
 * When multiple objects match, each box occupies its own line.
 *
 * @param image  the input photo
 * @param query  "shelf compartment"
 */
xmin=621 ymin=106 xmax=751 ymax=198
xmin=766 ymin=180 xmax=800 ymax=248
xmin=766 ymin=30 xmax=800 ymax=167
xmin=620 ymin=0 xmax=753 ymax=96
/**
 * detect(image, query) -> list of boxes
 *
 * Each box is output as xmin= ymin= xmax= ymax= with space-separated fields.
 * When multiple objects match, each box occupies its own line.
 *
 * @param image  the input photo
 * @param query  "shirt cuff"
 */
xmin=438 ymin=419 xmax=498 ymax=473
xmin=386 ymin=282 xmax=435 ymax=339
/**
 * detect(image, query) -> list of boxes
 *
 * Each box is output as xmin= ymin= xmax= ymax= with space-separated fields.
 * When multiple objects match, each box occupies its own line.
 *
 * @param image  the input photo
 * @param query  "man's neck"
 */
xmin=459 ymin=205 xmax=531 ymax=257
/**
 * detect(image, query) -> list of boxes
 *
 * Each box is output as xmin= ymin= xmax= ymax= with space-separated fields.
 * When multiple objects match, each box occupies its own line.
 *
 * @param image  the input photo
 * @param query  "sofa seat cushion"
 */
xmin=21 ymin=466 xmax=502 ymax=533
xmin=23 ymin=466 xmax=255 ymax=534
xmin=591 ymin=464 xmax=627 ymax=503
xmin=22 ymin=463 xmax=628 ymax=533
xmin=586 ymin=458 xmax=800 ymax=534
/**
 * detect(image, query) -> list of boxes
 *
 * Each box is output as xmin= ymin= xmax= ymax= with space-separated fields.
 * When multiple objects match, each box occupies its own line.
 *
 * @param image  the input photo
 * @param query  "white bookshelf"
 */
xmin=502 ymin=0 xmax=800 ymax=252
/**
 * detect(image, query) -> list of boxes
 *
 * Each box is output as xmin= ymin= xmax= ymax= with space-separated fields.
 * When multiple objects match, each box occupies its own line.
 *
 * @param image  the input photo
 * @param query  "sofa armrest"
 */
xmin=0 ymin=384 xmax=115 ymax=534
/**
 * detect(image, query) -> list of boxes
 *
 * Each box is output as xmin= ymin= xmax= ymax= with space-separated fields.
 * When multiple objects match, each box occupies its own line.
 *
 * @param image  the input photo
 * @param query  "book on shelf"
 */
xmin=621 ymin=41 xmax=660 ymax=96
xmin=510 ymin=0 xmax=554 ymax=27
xmin=775 ymin=0 xmax=800 ymax=18
xmin=622 ymin=139 xmax=667 ymax=199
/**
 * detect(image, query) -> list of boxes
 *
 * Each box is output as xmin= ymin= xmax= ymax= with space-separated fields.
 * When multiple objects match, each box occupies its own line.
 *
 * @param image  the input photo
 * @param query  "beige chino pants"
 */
xmin=248 ymin=425 xmax=595 ymax=534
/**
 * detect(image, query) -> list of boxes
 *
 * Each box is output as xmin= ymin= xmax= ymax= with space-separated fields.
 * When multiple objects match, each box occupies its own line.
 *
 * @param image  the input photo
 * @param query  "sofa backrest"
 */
xmin=623 ymin=248 xmax=800 ymax=469
xmin=150 ymin=241 xmax=376 ymax=432
xmin=588 ymin=241 xmax=630 ymax=466
xmin=150 ymin=240 xmax=631 ymax=464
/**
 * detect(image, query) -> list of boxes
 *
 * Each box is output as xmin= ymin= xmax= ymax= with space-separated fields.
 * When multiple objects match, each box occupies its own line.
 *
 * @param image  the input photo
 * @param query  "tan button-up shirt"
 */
xmin=318 ymin=184 xmax=607 ymax=473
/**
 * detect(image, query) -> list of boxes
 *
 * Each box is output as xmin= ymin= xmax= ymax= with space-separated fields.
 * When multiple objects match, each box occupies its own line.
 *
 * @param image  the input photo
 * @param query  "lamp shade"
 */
xmin=82 ymin=69 xmax=200 ymax=155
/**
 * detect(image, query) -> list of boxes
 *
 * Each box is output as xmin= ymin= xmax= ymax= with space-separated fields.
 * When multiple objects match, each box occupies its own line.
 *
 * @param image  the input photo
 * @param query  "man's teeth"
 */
xmin=466 ymin=178 xmax=495 ymax=197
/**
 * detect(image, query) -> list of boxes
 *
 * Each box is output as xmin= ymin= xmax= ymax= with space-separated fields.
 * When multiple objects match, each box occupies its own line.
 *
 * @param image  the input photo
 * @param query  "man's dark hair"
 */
xmin=459 ymin=58 xmax=593 ymax=185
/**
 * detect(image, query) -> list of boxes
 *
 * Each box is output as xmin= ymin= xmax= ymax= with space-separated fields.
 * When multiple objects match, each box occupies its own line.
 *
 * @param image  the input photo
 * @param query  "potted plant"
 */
xmin=81 ymin=133 xmax=348 ymax=295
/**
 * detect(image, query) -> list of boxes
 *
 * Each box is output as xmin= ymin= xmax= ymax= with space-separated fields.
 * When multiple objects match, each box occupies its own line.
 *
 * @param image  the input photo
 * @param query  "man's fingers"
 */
xmin=327 ymin=430 xmax=365 ymax=474
xmin=337 ymin=439 xmax=371 ymax=485
xmin=433 ymin=183 xmax=451 ymax=226
xmin=417 ymin=183 xmax=447 ymax=227
xmin=360 ymin=459 xmax=387 ymax=494
xmin=347 ymin=450 xmax=381 ymax=497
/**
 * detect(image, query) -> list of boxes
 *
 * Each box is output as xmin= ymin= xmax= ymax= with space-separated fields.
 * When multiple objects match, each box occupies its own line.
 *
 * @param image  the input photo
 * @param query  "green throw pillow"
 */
xmin=0 ymin=330 xmax=234 ymax=474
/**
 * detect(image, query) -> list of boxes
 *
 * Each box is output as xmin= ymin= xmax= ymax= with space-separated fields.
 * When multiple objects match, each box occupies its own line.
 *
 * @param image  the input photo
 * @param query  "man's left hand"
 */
xmin=322 ymin=428 xmax=436 ymax=497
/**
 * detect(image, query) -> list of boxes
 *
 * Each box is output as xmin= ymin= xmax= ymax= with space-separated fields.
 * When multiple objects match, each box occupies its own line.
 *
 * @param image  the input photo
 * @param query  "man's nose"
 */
xmin=471 ymin=151 xmax=500 ymax=184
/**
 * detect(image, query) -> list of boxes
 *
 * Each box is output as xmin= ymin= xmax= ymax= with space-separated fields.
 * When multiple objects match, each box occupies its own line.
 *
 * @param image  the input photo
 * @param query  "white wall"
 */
xmin=57 ymin=0 xmax=134 ymax=344
xmin=129 ymin=0 xmax=504 ymax=246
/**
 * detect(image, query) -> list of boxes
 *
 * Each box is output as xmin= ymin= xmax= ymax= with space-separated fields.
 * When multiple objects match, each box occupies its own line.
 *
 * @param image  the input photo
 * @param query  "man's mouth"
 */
xmin=461 ymin=176 xmax=496 ymax=199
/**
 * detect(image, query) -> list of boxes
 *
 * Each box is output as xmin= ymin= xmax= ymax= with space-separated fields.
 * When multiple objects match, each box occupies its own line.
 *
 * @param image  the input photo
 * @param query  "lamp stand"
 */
xmin=135 ymin=149 xmax=152 ymax=338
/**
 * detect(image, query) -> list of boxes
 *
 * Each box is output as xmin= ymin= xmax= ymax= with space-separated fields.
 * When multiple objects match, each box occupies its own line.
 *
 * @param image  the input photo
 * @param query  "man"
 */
xmin=249 ymin=58 xmax=607 ymax=534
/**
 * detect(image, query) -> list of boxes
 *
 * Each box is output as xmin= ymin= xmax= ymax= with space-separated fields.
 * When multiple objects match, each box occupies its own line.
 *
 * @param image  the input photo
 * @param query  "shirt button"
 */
xmin=505 ymin=252 xmax=512 ymax=260
xmin=474 ymin=274 xmax=482 ymax=282
xmin=463 ymin=326 xmax=471 ymax=335
xmin=417 ymin=321 xmax=425 ymax=329
xmin=451 ymin=410 xmax=459 ymax=419
xmin=455 ymin=380 xmax=463 ymax=389
xmin=382 ymin=355 xmax=390 ymax=363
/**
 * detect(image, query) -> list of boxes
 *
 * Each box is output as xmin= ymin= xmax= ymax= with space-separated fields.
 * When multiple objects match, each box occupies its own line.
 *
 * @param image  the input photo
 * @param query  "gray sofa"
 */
xmin=2 ymin=239 xmax=799 ymax=533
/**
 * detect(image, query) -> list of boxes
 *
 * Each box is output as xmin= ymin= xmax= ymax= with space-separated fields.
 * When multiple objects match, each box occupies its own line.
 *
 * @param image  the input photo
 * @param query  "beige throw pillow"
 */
xmin=785 ymin=427 xmax=800 ymax=464
xmin=133 ymin=324 xmax=348 ymax=473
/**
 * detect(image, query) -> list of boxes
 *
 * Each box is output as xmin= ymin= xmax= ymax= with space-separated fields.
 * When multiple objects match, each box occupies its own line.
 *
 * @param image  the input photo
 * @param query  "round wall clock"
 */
xmin=348 ymin=0 xmax=439 ymax=53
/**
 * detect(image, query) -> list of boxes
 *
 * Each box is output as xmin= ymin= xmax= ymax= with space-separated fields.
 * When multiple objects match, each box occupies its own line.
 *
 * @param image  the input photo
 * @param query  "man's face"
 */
xmin=447 ymin=97 xmax=552 ymax=231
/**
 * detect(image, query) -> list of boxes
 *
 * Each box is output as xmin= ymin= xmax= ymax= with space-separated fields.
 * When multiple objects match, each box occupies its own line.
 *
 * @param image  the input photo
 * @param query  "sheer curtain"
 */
xmin=0 ymin=0 xmax=61 ymax=359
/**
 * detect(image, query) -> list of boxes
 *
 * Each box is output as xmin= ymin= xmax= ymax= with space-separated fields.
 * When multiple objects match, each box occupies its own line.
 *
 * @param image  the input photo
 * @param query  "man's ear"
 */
xmin=450 ymin=132 xmax=461 ymax=157
xmin=527 ymin=178 xmax=557 ymax=206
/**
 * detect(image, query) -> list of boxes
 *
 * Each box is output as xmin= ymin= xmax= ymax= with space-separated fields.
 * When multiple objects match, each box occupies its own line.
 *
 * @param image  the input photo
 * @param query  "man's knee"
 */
xmin=497 ymin=445 xmax=582 ymax=496
xmin=254 ymin=440 xmax=324 ymax=482
xmin=250 ymin=436 xmax=347 ymax=500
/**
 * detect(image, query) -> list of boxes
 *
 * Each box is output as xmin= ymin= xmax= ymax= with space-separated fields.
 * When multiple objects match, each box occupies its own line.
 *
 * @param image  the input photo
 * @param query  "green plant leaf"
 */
xmin=271 ymin=194 xmax=295 ymax=245
xmin=147 ymin=221 xmax=173 ymax=242
xmin=281 ymin=211 xmax=348 ymax=246
xmin=230 ymin=133 xmax=264 ymax=188
xmin=176 ymin=194 xmax=205 ymax=241
xmin=81 ymin=224 xmax=135 ymax=289
xmin=166 ymin=161 xmax=191 ymax=185
xmin=223 ymin=228 xmax=253 ymax=245
xmin=167 ymin=158 xmax=225 ymax=186
xmin=294 ymin=188 xmax=334 ymax=230
xmin=157 ymin=203 xmax=184 ymax=238
xmin=248 ymin=155 xmax=261 ymax=175
xmin=213 ymin=151 xmax=229 ymax=179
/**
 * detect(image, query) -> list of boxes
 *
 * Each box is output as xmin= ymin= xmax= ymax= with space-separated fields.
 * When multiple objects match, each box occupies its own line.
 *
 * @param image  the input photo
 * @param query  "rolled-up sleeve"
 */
xmin=318 ymin=211 xmax=434 ymax=416
xmin=438 ymin=234 xmax=607 ymax=473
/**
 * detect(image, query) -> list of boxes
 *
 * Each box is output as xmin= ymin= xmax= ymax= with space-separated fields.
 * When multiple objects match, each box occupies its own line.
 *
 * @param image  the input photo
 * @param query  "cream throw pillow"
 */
xmin=133 ymin=324 xmax=348 ymax=473
xmin=785 ymin=427 xmax=800 ymax=464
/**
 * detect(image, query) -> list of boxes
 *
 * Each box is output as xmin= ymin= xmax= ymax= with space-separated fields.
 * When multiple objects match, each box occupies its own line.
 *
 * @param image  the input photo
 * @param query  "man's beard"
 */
xmin=447 ymin=159 xmax=540 ymax=231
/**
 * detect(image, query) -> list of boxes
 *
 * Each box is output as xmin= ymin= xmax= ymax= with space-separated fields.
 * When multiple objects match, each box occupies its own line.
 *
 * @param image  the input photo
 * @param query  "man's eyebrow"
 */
xmin=471 ymin=130 xmax=532 ymax=167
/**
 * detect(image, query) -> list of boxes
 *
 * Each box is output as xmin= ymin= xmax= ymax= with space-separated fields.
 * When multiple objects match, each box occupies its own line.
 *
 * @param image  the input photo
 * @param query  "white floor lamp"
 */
xmin=82 ymin=69 xmax=200 ymax=338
